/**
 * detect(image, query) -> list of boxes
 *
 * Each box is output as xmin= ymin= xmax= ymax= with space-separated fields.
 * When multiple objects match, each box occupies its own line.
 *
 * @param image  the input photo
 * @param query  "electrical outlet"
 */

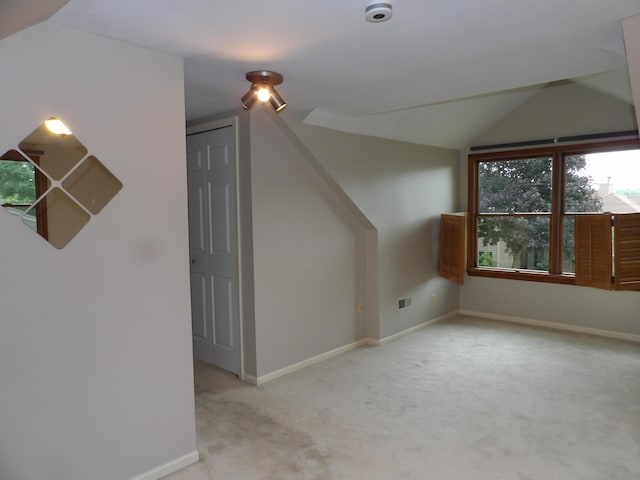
xmin=431 ymin=294 xmax=437 ymax=305
xmin=356 ymin=301 xmax=364 ymax=314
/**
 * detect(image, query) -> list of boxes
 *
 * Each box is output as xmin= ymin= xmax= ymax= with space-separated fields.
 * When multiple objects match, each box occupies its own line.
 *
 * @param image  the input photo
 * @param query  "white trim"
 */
xmin=253 ymin=339 xmax=369 ymax=385
xmin=186 ymin=117 xmax=236 ymax=136
xmin=459 ymin=309 xmax=640 ymax=343
xmin=226 ymin=311 xmax=640 ymax=389
xmin=243 ymin=373 xmax=258 ymax=385
xmin=366 ymin=311 xmax=459 ymax=346
xmin=129 ymin=451 xmax=199 ymax=480
xmin=231 ymin=118 xmax=246 ymax=382
xmin=251 ymin=313 xmax=459 ymax=385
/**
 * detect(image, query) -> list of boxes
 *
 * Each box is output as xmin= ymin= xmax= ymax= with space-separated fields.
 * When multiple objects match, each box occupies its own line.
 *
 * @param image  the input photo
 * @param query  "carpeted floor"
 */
xmin=165 ymin=316 xmax=640 ymax=480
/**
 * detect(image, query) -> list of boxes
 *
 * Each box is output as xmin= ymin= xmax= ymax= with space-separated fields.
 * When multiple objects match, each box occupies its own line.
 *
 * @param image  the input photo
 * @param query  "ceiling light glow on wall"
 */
xmin=44 ymin=117 xmax=72 ymax=135
xmin=241 ymin=71 xmax=287 ymax=112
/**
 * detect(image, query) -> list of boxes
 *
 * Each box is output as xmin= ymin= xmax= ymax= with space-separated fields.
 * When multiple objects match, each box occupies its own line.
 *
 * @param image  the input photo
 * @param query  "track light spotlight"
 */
xmin=268 ymin=87 xmax=287 ymax=112
xmin=241 ymin=85 xmax=258 ymax=110
xmin=241 ymin=70 xmax=287 ymax=112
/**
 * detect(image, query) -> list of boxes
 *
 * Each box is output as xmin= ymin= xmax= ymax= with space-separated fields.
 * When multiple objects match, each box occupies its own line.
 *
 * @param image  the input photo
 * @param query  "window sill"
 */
xmin=468 ymin=267 xmax=576 ymax=285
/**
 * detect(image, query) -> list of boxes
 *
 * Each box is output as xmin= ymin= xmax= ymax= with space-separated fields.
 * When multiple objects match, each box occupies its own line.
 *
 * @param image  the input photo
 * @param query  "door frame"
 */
xmin=186 ymin=116 xmax=245 ymax=381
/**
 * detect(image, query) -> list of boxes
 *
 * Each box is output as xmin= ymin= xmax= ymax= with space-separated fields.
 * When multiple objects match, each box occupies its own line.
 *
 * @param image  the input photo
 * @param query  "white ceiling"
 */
xmin=6 ymin=0 xmax=640 ymax=149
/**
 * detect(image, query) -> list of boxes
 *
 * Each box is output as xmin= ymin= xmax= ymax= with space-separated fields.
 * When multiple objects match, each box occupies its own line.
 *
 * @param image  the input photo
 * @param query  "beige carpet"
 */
xmin=166 ymin=316 xmax=640 ymax=480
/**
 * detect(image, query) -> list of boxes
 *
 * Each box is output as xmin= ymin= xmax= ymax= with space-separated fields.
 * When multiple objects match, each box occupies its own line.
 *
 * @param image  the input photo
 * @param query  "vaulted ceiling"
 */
xmin=4 ymin=0 xmax=640 ymax=149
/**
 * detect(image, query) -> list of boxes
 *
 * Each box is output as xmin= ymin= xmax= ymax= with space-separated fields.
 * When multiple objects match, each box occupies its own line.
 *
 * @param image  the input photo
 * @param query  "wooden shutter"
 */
xmin=439 ymin=213 xmax=467 ymax=285
xmin=614 ymin=213 xmax=640 ymax=291
xmin=574 ymin=214 xmax=612 ymax=290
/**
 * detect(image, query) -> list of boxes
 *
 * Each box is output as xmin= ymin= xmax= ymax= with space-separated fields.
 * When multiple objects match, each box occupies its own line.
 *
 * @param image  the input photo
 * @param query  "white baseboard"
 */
xmin=243 ymin=373 xmax=258 ymax=385
xmin=247 ymin=312 xmax=460 ymax=385
xmin=252 ymin=339 xmax=369 ymax=385
xmin=129 ymin=451 xmax=199 ymax=480
xmin=459 ymin=309 xmax=640 ymax=343
xmin=367 ymin=311 xmax=460 ymax=346
xmin=230 ymin=311 xmax=640 ymax=389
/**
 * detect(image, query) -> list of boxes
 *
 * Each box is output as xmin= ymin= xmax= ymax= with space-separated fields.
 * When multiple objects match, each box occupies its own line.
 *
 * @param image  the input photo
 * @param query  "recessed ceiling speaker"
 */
xmin=365 ymin=0 xmax=393 ymax=23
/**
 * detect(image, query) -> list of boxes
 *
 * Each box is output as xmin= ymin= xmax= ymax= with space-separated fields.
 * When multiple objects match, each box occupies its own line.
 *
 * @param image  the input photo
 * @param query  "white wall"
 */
xmin=190 ymin=107 xmax=458 ymax=378
xmin=623 ymin=15 xmax=640 ymax=123
xmin=461 ymin=276 xmax=640 ymax=335
xmin=474 ymin=81 xmax=636 ymax=146
xmin=460 ymin=81 xmax=640 ymax=336
xmin=250 ymin=108 xmax=366 ymax=376
xmin=0 ymin=23 xmax=196 ymax=480
xmin=282 ymin=111 xmax=460 ymax=340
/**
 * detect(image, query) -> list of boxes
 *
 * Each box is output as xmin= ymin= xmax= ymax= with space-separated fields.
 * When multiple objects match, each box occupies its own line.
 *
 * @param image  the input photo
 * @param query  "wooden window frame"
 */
xmin=467 ymin=139 xmax=640 ymax=285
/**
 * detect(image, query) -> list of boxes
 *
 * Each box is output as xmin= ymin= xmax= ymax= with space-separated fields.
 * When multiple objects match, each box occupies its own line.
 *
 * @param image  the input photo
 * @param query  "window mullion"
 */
xmin=549 ymin=153 xmax=563 ymax=274
xmin=468 ymin=158 xmax=479 ymax=269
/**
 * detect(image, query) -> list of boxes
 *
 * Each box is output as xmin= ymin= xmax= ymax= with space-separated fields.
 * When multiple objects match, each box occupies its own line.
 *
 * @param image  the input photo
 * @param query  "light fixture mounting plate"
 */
xmin=246 ymin=70 xmax=283 ymax=85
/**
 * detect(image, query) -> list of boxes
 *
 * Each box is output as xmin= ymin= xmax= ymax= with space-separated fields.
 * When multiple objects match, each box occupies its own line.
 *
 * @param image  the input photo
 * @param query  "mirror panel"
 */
xmin=25 ymin=187 xmax=90 ymax=249
xmin=19 ymin=122 xmax=88 ymax=180
xmin=63 ymin=155 xmax=123 ymax=214
xmin=1 ymin=149 xmax=51 ymax=234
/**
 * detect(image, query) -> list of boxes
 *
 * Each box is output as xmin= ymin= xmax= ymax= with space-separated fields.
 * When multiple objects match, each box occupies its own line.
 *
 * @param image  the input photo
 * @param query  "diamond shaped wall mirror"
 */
xmin=0 ymin=118 xmax=122 ymax=248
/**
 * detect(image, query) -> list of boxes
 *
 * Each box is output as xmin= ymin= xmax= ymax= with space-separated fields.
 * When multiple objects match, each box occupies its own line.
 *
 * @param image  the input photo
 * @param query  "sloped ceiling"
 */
xmin=7 ymin=0 xmax=640 ymax=149
xmin=0 ymin=0 xmax=69 ymax=41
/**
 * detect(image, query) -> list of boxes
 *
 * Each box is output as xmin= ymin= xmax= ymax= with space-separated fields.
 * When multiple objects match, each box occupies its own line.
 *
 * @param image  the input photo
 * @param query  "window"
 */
xmin=0 ymin=150 xmax=48 ymax=237
xmin=468 ymin=139 xmax=640 ymax=287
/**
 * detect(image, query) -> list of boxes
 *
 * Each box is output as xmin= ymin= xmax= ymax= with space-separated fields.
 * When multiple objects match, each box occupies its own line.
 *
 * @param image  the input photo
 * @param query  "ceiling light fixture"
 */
xmin=241 ymin=70 xmax=287 ymax=112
